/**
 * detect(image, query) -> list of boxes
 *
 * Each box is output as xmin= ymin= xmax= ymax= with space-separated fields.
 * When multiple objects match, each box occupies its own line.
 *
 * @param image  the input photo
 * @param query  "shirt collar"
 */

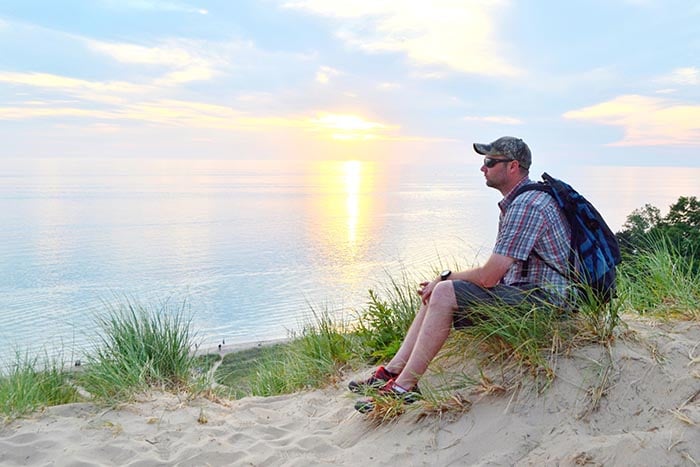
xmin=498 ymin=176 xmax=532 ymax=213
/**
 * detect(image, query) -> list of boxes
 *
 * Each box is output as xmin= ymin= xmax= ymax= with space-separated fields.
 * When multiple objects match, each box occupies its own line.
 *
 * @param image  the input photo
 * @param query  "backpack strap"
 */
xmin=512 ymin=182 xmax=570 ymax=281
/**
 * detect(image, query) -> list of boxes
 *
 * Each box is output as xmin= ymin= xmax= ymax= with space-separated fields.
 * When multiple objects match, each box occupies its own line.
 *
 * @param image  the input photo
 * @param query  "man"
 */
xmin=351 ymin=136 xmax=572 ymax=413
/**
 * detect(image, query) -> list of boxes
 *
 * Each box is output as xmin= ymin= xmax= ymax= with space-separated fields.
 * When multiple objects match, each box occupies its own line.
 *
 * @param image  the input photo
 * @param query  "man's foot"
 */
xmin=354 ymin=379 xmax=421 ymax=414
xmin=348 ymin=366 xmax=398 ymax=393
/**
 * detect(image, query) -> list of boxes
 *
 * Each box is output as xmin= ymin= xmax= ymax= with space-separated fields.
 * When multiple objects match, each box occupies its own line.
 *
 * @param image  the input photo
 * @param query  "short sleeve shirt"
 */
xmin=493 ymin=177 xmax=571 ymax=301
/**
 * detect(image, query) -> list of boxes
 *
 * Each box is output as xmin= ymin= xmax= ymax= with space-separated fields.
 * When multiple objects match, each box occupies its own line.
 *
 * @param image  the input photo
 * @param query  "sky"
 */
xmin=1 ymin=0 xmax=699 ymax=167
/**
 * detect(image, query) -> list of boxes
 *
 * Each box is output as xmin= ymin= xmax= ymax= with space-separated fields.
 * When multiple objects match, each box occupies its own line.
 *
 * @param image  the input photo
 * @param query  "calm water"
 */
xmin=1 ymin=158 xmax=698 ymax=364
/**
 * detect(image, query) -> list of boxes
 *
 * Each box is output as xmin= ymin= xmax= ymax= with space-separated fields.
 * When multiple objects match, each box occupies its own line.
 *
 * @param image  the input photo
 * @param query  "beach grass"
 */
xmin=76 ymin=297 xmax=198 ymax=403
xmin=219 ymin=234 xmax=698 ymax=412
xmin=617 ymin=234 xmax=700 ymax=319
xmin=3 ymin=231 xmax=698 ymax=418
xmin=214 ymin=343 xmax=288 ymax=398
xmin=0 ymin=352 xmax=79 ymax=420
xmin=244 ymin=309 xmax=354 ymax=396
xmin=460 ymin=303 xmax=562 ymax=373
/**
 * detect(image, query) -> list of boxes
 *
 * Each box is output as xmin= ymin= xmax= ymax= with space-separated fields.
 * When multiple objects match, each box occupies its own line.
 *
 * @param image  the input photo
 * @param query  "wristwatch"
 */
xmin=440 ymin=270 xmax=452 ymax=281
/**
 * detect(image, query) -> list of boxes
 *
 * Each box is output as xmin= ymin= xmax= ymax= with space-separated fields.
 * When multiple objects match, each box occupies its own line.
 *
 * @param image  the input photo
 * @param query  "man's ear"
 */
xmin=508 ymin=160 xmax=521 ymax=175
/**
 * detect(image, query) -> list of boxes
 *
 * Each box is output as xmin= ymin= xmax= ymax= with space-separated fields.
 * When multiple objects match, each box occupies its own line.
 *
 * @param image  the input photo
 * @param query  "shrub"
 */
xmin=354 ymin=275 xmax=421 ymax=362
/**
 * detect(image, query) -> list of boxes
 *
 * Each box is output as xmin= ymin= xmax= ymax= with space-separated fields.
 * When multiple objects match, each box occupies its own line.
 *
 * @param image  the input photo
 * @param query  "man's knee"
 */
xmin=429 ymin=281 xmax=458 ymax=310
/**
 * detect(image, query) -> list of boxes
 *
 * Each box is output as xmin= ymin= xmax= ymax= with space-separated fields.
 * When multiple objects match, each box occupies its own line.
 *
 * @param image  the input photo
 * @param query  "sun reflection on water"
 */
xmin=343 ymin=160 xmax=361 ymax=245
xmin=305 ymin=159 xmax=383 ymax=287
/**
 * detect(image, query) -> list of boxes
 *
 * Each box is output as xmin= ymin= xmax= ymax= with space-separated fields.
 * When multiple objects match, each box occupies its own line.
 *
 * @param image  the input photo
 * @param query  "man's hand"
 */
xmin=418 ymin=279 xmax=439 ymax=305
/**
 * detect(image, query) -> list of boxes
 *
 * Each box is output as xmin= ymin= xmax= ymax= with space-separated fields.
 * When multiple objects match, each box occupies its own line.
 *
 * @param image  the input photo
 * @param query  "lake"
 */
xmin=1 ymin=158 xmax=698 ymax=364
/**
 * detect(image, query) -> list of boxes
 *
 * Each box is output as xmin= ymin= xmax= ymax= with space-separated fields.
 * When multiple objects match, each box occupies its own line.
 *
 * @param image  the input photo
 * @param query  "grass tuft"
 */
xmin=235 ymin=308 xmax=354 ymax=397
xmin=456 ymin=299 xmax=564 ymax=385
xmin=0 ymin=352 xmax=79 ymax=420
xmin=618 ymin=234 xmax=700 ymax=319
xmin=77 ymin=297 xmax=197 ymax=403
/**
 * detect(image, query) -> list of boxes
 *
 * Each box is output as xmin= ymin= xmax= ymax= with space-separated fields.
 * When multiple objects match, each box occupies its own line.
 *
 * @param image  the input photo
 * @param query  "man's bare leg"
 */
xmin=384 ymin=301 xmax=429 ymax=374
xmin=394 ymin=281 xmax=458 ymax=390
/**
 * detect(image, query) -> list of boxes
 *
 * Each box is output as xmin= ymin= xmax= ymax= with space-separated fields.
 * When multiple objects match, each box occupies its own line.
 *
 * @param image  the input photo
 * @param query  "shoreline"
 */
xmin=193 ymin=336 xmax=292 ymax=359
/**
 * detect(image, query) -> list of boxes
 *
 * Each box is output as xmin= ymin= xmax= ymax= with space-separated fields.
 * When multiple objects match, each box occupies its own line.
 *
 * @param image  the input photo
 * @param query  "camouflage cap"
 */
xmin=473 ymin=136 xmax=531 ymax=170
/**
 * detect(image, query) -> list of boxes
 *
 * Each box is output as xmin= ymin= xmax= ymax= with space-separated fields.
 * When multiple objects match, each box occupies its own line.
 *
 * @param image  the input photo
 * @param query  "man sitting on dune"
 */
xmin=351 ymin=136 xmax=572 ymax=414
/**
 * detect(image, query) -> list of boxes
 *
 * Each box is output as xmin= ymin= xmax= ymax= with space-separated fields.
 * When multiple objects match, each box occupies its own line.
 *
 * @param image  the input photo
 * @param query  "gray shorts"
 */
xmin=451 ymin=280 xmax=552 ymax=329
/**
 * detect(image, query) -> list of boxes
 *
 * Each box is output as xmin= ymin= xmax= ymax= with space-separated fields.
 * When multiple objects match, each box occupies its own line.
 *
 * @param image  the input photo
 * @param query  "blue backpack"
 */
xmin=514 ymin=173 xmax=622 ymax=304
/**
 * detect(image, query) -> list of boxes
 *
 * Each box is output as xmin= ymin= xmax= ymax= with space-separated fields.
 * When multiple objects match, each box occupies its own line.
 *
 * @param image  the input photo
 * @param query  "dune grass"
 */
xmin=76 ymin=298 xmax=199 ymax=403
xmin=242 ymin=309 xmax=355 ymax=397
xmin=617 ymin=234 xmax=700 ymax=319
xmin=3 ymin=233 xmax=697 ymax=418
xmin=0 ymin=352 xmax=79 ymax=420
xmin=213 ymin=272 xmax=424 ymax=398
xmin=227 ymin=235 xmax=697 ymax=410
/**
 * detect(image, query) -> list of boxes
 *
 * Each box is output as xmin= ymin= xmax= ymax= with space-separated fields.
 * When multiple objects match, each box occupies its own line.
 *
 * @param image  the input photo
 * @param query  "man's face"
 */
xmin=480 ymin=156 xmax=515 ymax=188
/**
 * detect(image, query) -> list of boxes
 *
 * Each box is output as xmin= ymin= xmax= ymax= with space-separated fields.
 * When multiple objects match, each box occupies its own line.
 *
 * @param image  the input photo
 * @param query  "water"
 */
xmin=1 ymin=158 xmax=698 ymax=364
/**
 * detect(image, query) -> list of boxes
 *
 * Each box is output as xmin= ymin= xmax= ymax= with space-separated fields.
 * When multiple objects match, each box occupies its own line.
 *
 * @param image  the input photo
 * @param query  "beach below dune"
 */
xmin=1 ymin=316 xmax=699 ymax=467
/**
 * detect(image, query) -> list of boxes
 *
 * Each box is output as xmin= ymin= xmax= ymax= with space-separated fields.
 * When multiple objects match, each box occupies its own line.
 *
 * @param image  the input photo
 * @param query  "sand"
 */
xmin=1 ymin=316 xmax=698 ymax=466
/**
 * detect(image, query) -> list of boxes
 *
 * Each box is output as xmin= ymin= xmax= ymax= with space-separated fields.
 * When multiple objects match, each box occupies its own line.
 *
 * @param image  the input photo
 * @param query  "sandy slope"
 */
xmin=1 ymin=317 xmax=698 ymax=466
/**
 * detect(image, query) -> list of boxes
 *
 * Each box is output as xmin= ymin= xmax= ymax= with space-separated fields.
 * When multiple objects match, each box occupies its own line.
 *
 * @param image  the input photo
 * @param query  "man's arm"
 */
xmin=450 ymin=253 xmax=514 ymax=288
xmin=420 ymin=253 xmax=515 ymax=304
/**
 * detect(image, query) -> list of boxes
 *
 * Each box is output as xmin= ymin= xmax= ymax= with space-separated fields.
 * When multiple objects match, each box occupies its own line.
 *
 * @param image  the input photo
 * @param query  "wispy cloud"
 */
xmin=100 ymin=0 xmax=208 ymax=15
xmin=0 ymin=71 xmax=151 ymax=104
xmin=86 ymin=39 xmax=224 ymax=85
xmin=315 ymin=66 xmax=341 ymax=84
xmin=0 ymin=106 xmax=118 ymax=120
xmin=563 ymin=94 xmax=700 ymax=146
xmin=377 ymin=82 xmax=400 ymax=90
xmin=666 ymin=67 xmax=700 ymax=86
xmin=283 ymin=0 xmax=521 ymax=77
xmin=463 ymin=115 xmax=523 ymax=125
xmin=0 ymin=91 xmax=445 ymax=142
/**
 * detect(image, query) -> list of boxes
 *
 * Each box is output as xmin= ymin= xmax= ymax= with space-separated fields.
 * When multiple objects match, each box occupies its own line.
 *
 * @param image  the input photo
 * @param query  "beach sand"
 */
xmin=1 ymin=316 xmax=698 ymax=466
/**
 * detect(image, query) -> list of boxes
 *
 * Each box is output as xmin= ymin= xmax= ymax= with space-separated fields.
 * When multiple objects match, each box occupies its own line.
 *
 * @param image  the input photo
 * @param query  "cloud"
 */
xmin=100 ymin=0 xmax=208 ymax=15
xmin=0 ymin=90 xmax=447 ymax=142
xmin=0 ymin=106 xmax=118 ymax=120
xmin=377 ymin=82 xmax=400 ymax=90
xmin=463 ymin=115 xmax=523 ymax=125
xmin=87 ymin=40 xmax=196 ymax=67
xmin=0 ymin=71 xmax=151 ymax=104
xmin=315 ymin=66 xmax=341 ymax=84
xmin=667 ymin=67 xmax=700 ymax=86
xmin=283 ymin=0 xmax=521 ymax=77
xmin=563 ymin=94 xmax=700 ymax=146
xmin=86 ymin=39 xmax=222 ymax=85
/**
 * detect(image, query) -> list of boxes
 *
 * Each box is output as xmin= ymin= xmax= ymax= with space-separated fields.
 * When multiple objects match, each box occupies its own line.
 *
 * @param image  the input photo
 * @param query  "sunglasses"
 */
xmin=483 ymin=157 xmax=514 ymax=168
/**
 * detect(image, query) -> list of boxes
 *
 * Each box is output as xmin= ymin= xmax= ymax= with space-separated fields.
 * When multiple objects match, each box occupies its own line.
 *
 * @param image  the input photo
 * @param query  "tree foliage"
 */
xmin=616 ymin=196 xmax=700 ymax=272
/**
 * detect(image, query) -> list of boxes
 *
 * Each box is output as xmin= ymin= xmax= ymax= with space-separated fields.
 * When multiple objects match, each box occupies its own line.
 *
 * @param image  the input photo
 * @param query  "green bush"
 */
xmin=354 ymin=276 xmax=421 ymax=362
xmin=617 ymin=196 xmax=700 ymax=274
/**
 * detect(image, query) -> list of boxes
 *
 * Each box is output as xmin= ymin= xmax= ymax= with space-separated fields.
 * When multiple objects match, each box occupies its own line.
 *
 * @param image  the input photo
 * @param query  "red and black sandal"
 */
xmin=354 ymin=379 xmax=421 ymax=414
xmin=347 ymin=366 xmax=398 ymax=393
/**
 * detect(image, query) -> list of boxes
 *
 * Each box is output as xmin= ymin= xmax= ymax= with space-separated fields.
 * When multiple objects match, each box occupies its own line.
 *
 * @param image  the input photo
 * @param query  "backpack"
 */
xmin=513 ymin=173 xmax=622 ymax=304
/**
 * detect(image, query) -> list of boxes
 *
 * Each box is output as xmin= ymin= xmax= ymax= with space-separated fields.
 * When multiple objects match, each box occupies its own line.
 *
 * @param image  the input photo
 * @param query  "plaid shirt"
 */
xmin=493 ymin=177 xmax=571 ymax=301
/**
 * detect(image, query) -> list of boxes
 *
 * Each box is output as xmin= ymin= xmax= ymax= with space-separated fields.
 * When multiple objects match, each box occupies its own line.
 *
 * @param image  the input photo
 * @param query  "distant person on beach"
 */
xmin=351 ymin=136 xmax=572 ymax=413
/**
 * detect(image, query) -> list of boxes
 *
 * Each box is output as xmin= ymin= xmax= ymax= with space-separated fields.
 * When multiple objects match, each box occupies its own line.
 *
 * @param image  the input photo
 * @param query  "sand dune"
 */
xmin=1 ymin=317 xmax=698 ymax=466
